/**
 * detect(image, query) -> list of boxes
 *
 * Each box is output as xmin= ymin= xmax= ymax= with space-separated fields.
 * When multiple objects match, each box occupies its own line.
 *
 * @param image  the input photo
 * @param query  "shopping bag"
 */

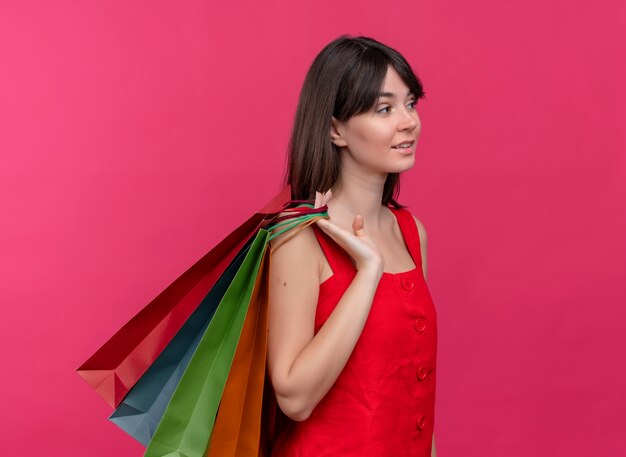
xmin=108 ymin=236 xmax=252 ymax=444
xmin=76 ymin=185 xmax=291 ymax=408
xmin=141 ymin=203 xmax=326 ymax=456
xmin=106 ymin=195 xmax=324 ymax=446
xmin=144 ymin=228 xmax=271 ymax=457
xmin=79 ymin=183 xmax=328 ymax=456
xmin=205 ymin=239 xmax=270 ymax=456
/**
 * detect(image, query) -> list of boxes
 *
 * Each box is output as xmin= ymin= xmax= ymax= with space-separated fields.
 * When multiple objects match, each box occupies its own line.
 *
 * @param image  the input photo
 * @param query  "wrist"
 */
xmin=357 ymin=263 xmax=383 ymax=282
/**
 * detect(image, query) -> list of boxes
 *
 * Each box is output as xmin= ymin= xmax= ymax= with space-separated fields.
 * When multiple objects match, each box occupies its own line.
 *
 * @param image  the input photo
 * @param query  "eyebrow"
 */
xmin=377 ymin=90 xmax=415 ymax=99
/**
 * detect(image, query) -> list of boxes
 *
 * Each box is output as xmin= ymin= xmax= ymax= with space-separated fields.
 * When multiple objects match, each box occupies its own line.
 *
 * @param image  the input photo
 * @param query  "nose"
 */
xmin=398 ymin=106 xmax=419 ymax=132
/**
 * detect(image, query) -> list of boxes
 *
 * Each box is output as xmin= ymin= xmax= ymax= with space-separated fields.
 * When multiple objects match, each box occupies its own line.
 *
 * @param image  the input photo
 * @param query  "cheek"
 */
xmin=353 ymin=122 xmax=393 ymax=147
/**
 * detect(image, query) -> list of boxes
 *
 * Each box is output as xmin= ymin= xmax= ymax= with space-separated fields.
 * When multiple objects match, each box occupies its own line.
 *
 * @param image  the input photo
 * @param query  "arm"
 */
xmin=267 ymin=221 xmax=382 ymax=421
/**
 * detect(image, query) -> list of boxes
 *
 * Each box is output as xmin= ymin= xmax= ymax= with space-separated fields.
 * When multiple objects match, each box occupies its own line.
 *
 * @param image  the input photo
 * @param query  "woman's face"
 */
xmin=331 ymin=65 xmax=421 ymax=175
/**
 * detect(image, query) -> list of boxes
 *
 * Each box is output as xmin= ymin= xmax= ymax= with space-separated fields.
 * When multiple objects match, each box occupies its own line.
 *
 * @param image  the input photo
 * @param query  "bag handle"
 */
xmin=263 ymin=202 xmax=329 ymax=252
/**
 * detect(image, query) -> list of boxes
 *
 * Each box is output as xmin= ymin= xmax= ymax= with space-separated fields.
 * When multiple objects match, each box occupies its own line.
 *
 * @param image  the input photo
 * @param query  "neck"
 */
xmin=328 ymin=171 xmax=389 ymax=233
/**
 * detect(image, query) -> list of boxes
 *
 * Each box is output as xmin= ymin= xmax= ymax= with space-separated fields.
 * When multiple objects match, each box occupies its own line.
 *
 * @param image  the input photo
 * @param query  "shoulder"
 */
xmin=268 ymin=211 xmax=322 ymax=273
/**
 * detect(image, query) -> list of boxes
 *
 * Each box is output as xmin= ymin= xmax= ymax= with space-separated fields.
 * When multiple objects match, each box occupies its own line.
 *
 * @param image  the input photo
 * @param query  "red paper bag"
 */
xmin=77 ymin=185 xmax=292 ymax=407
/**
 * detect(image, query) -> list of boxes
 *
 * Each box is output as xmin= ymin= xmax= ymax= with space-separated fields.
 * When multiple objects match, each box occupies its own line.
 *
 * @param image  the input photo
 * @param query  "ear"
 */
xmin=330 ymin=116 xmax=348 ymax=148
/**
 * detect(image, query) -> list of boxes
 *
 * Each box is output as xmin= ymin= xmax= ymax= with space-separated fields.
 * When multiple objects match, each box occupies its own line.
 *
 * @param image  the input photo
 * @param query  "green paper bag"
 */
xmin=144 ymin=228 xmax=270 ymax=457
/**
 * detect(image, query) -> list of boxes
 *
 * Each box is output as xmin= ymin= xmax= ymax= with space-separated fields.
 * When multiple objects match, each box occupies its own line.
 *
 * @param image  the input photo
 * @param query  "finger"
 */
xmin=314 ymin=191 xmax=321 ymax=208
xmin=319 ymin=218 xmax=352 ymax=243
xmin=317 ymin=219 xmax=359 ymax=257
xmin=352 ymin=214 xmax=366 ymax=235
xmin=316 ymin=218 xmax=341 ymax=240
xmin=316 ymin=217 xmax=331 ymax=231
xmin=323 ymin=189 xmax=332 ymax=206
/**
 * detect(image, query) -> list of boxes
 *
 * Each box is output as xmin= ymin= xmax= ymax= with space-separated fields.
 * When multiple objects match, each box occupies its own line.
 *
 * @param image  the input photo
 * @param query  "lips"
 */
xmin=392 ymin=140 xmax=415 ymax=148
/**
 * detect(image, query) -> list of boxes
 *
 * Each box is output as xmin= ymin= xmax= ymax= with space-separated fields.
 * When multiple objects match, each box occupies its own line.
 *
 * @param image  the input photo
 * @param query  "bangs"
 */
xmin=333 ymin=49 xmax=388 ymax=120
xmin=333 ymin=47 xmax=425 ymax=121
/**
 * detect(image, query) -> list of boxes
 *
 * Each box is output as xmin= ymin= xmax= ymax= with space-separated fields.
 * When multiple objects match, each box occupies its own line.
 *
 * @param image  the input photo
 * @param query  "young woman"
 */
xmin=267 ymin=35 xmax=437 ymax=457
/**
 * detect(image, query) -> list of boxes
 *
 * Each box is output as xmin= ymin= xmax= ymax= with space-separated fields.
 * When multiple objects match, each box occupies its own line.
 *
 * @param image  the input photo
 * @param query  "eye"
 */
xmin=376 ymin=105 xmax=391 ymax=114
xmin=408 ymin=100 xmax=418 ymax=109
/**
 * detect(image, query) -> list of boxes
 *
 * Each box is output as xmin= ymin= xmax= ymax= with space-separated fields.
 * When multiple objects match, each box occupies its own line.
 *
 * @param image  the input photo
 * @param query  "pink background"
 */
xmin=1 ymin=1 xmax=625 ymax=456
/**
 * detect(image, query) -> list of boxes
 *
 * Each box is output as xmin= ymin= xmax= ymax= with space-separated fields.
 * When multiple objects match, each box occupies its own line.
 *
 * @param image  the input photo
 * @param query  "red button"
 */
xmin=414 ymin=318 xmax=426 ymax=333
xmin=417 ymin=366 xmax=429 ymax=380
xmin=401 ymin=278 xmax=414 ymax=290
xmin=416 ymin=415 xmax=426 ymax=430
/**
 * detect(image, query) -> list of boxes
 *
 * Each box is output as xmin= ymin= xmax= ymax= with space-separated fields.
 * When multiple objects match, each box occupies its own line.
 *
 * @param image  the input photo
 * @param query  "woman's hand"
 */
xmin=314 ymin=189 xmax=384 ymax=276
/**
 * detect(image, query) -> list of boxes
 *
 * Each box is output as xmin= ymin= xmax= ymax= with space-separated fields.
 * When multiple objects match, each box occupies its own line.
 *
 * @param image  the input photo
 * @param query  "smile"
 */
xmin=391 ymin=140 xmax=415 ymax=149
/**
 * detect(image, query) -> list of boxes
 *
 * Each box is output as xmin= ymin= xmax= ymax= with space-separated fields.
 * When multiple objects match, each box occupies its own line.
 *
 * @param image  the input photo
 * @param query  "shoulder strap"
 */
xmin=389 ymin=206 xmax=423 ymax=270
xmin=311 ymin=224 xmax=355 ymax=277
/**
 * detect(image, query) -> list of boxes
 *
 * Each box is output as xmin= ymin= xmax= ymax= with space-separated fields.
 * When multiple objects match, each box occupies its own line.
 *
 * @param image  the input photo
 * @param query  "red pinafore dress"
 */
xmin=270 ymin=205 xmax=437 ymax=457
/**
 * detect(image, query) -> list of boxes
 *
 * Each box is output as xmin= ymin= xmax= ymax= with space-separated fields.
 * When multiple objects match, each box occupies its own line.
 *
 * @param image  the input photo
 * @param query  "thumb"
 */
xmin=352 ymin=214 xmax=366 ymax=235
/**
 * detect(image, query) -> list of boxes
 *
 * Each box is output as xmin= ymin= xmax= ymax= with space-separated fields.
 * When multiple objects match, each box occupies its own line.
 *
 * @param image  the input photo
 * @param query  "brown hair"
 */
xmin=282 ymin=34 xmax=426 ymax=209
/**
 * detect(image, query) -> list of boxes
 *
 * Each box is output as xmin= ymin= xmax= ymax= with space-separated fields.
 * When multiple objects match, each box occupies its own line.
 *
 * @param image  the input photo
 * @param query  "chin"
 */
xmin=371 ymin=156 xmax=415 ymax=174
xmin=389 ymin=159 xmax=415 ymax=173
